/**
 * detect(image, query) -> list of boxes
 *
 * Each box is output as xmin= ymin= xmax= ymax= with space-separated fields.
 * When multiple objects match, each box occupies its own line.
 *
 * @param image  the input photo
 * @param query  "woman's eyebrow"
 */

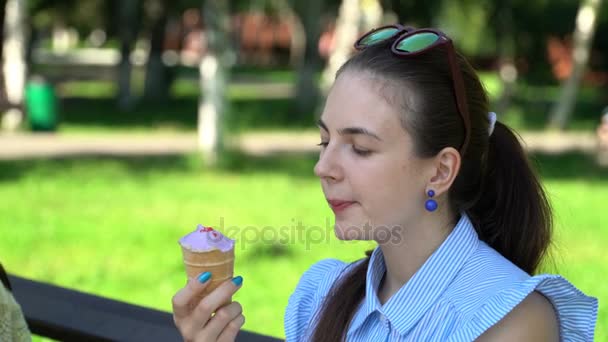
xmin=317 ymin=119 xmax=382 ymax=141
xmin=316 ymin=119 xmax=329 ymax=132
xmin=338 ymin=127 xmax=382 ymax=141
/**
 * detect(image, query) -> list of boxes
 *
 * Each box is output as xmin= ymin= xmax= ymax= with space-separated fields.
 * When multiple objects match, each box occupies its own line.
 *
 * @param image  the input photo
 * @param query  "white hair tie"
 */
xmin=488 ymin=112 xmax=497 ymax=136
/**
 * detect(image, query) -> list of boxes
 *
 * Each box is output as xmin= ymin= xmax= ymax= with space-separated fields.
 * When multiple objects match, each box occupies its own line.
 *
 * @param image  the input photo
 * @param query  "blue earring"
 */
xmin=425 ymin=190 xmax=438 ymax=212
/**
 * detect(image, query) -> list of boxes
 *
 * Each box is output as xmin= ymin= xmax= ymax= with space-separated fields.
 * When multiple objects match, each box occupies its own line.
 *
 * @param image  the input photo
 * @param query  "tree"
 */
xmin=387 ymin=0 xmax=437 ymax=28
xmin=117 ymin=0 xmax=142 ymax=111
xmin=493 ymin=0 xmax=518 ymax=115
xmin=320 ymin=0 xmax=382 ymax=91
xmin=270 ymin=0 xmax=305 ymax=67
xmin=1 ymin=0 xmax=27 ymax=131
xmin=198 ymin=0 xmax=232 ymax=166
xmin=548 ymin=0 xmax=603 ymax=130
xmin=320 ymin=0 xmax=361 ymax=92
xmin=292 ymin=0 xmax=323 ymax=118
xmin=143 ymin=0 xmax=174 ymax=102
xmin=0 ymin=0 xmax=6 ymax=103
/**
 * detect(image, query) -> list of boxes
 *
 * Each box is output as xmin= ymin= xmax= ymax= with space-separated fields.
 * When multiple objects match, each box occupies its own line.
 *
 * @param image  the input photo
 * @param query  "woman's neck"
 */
xmin=377 ymin=212 xmax=457 ymax=305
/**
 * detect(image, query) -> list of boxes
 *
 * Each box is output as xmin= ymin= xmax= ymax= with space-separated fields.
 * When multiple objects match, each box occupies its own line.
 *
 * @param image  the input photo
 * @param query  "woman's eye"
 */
xmin=352 ymin=145 xmax=372 ymax=156
xmin=316 ymin=141 xmax=371 ymax=156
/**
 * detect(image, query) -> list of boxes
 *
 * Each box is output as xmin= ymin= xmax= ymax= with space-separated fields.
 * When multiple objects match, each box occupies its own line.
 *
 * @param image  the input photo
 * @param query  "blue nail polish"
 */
xmin=232 ymin=276 xmax=243 ymax=286
xmin=198 ymin=272 xmax=212 ymax=283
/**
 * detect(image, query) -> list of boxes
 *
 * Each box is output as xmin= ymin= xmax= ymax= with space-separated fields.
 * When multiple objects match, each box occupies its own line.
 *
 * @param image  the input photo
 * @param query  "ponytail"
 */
xmin=468 ymin=122 xmax=553 ymax=274
xmin=309 ymin=251 xmax=371 ymax=342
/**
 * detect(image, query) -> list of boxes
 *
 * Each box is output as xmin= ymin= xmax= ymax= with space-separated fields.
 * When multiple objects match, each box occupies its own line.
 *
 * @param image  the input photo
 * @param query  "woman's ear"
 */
xmin=427 ymin=147 xmax=461 ymax=195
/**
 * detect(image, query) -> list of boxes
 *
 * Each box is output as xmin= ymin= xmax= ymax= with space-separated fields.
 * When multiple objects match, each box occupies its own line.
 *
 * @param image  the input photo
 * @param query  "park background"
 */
xmin=0 ymin=0 xmax=606 ymax=340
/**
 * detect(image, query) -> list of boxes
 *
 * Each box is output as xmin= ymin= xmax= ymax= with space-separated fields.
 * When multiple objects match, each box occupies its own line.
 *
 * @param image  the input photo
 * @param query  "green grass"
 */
xmin=0 ymin=151 xmax=606 ymax=340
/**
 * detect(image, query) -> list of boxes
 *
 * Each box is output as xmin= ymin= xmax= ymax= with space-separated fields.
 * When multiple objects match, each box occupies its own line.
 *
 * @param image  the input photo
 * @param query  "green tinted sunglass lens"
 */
xmin=360 ymin=27 xmax=399 ymax=46
xmin=396 ymin=32 xmax=440 ymax=52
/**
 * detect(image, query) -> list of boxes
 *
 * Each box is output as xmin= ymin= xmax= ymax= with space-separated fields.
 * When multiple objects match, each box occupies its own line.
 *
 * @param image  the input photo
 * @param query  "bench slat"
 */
xmin=9 ymin=275 xmax=283 ymax=342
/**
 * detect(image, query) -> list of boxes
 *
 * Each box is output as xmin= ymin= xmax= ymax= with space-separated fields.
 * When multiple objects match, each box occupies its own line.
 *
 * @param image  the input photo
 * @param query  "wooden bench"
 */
xmin=8 ymin=274 xmax=283 ymax=342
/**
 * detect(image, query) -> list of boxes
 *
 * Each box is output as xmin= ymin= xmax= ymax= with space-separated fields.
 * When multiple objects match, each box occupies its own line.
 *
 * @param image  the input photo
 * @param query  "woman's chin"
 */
xmin=334 ymin=229 xmax=355 ymax=241
xmin=333 ymin=221 xmax=369 ymax=241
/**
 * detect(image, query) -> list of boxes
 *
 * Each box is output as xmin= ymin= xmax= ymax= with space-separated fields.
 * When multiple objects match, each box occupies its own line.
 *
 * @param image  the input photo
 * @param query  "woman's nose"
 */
xmin=314 ymin=146 xmax=342 ymax=181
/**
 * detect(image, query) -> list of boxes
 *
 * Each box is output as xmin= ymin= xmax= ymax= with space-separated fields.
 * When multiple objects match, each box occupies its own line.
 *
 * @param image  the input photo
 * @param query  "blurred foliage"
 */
xmin=45 ymin=70 xmax=602 ymax=134
xmin=28 ymin=0 xmax=111 ymax=33
xmin=25 ymin=0 xmax=608 ymax=82
xmin=16 ymin=0 xmax=608 ymax=133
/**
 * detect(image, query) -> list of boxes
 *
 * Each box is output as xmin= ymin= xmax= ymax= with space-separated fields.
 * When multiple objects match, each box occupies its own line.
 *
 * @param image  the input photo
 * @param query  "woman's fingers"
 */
xmin=189 ymin=276 xmax=243 ymax=329
xmin=216 ymin=314 xmax=246 ymax=342
xmin=195 ymin=301 xmax=243 ymax=341
xmin=172 ymin=272 xmax=212 ymax=319
xmin=172 ymin=274 xmax=244 ymax=342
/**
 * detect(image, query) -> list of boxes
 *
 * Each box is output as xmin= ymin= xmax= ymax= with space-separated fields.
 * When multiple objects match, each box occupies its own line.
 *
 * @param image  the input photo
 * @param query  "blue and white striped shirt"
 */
xmin=285 ymin=214 xmax=598 ymax=341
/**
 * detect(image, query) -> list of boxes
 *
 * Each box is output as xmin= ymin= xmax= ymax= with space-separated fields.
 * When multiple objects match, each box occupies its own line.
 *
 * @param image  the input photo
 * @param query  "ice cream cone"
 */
xmin=179 ymin=225 xmax=236 ymax=307
xmin=181 ymin=246 xmax=234 ymax=304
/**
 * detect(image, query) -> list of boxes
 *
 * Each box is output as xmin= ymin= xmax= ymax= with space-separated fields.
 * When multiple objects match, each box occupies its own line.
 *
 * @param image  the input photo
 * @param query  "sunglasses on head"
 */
xmin=354 ymin=25 xmax=471 ymax=153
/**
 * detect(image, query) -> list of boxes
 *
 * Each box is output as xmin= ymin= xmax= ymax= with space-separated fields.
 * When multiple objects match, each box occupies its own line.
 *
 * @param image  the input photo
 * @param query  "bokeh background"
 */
xmin=0 ymin=0 xmax=606 ymax=340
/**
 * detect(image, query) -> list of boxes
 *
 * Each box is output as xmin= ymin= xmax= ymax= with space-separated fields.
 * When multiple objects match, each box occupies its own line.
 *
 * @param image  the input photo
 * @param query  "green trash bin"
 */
xmin=26 ymin=77 xmax=58 ymax=131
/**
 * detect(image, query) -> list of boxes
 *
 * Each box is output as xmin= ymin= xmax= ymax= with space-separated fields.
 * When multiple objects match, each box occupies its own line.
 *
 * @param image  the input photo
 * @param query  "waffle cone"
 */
xmin=181 ymin=246 xmax=235 ymax=306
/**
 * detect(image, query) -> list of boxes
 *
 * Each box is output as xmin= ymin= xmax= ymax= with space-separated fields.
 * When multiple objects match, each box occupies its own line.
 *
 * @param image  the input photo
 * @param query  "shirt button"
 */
xmin=379 ymin=314 xmax=387 ymax=323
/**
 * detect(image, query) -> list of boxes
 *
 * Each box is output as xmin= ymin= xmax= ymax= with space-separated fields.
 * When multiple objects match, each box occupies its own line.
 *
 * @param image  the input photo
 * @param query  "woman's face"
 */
xmin=314 ymin=70 xmax=432 ymax=243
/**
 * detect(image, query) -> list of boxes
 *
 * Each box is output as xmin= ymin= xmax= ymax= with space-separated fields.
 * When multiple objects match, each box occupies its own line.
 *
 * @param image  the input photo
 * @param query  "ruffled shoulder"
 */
xmin=0 ymin=285 xmax=32 ymax=342
xmin=450 ymin=274 xmax=598 ymax=342
xmin=534 ymin=275 xmax=598 ymax=341
xmin=284 ymin=259 xmax=349 ymax=342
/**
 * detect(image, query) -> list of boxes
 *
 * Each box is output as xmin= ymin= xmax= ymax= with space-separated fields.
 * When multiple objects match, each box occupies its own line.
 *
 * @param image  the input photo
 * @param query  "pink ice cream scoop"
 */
xmin=179 ymin=224 xmax=235 ymax=252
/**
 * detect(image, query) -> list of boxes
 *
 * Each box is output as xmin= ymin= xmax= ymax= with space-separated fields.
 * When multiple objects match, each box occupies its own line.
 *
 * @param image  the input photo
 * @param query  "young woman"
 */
xmin=172 ymin=25 xmax=598 ymax=341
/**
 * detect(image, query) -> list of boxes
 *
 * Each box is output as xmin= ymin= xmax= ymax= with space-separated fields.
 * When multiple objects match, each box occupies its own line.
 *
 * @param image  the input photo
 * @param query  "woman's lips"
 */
xmin=327 ymin=200 xmax=356 ymax=213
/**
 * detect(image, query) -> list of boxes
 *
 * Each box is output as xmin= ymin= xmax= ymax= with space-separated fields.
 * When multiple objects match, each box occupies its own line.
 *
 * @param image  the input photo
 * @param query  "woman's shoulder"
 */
xmin=442 ymin=244 xmax=598 ymax=341
xmin=474 ymin=290 xmax=559 ymax=341
xmin=300 ymin=258 xmax=350 ymax=284
xmin=447 ymin=273 xmax=598 ymax=341
xmin=284 ymin=258 xmax=361 ymax=341
xmin=286 ymin=258 xmax=352 ymax=308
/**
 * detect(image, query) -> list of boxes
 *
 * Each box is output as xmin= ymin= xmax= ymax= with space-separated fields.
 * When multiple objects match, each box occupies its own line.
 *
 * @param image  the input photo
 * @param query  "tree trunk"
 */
xmin=271 ymin=0 xmax=304 ymax=67
xmin=143 ymin=0 xmax=173 ymax=102
xmin=360 ymin=0 xmax=383 ymax=32
xmin=198 ymin=0 xmax=231 ymax=166
xmin=0 ymin=0 xmax=6 ymax=103
xmin=0 ymin=0 xmax=6 ymax=87
xmin=117 ymin=0 xmax=141 ymax=111
xmin=548 ymin=0 xmax=603 ymax=130
xmin=494 ymin=0 xmax=517 ymax=115
xmin=288 ymin=16 xmax=305 ymax=67
xmin=293 ymin=0 xmax=323 ymax=118
xmin=1 ymin=0 xmax=27 ymax=131
xmin=320 ymin=0 xmax=361 ymax=91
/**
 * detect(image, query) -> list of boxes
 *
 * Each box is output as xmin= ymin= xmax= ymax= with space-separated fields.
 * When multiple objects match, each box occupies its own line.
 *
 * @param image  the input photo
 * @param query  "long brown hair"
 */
xmin=310 ymin=36 xmax=552 ymax=342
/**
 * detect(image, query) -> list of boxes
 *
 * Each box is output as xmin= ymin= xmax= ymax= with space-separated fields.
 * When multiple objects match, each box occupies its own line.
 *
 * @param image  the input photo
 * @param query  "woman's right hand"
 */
xmin=172 ymin=272 xmax=244 ymax=342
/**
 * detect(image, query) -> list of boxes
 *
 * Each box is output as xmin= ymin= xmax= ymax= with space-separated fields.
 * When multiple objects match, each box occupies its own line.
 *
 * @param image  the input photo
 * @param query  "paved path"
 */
xmin=0 ymin=131 xmax=599 ymax=160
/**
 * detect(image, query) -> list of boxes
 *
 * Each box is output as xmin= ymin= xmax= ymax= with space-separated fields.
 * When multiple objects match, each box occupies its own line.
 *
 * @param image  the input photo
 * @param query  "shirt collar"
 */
xmin=347 ymin=213 xmax=479 ymax=337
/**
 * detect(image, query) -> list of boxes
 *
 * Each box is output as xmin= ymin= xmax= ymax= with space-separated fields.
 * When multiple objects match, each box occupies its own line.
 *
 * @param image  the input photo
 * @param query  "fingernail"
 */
xmin=232 ymin=276 xmax=243 ymax=286
xmin=198 ymin=272 xmax=212 ymax=283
